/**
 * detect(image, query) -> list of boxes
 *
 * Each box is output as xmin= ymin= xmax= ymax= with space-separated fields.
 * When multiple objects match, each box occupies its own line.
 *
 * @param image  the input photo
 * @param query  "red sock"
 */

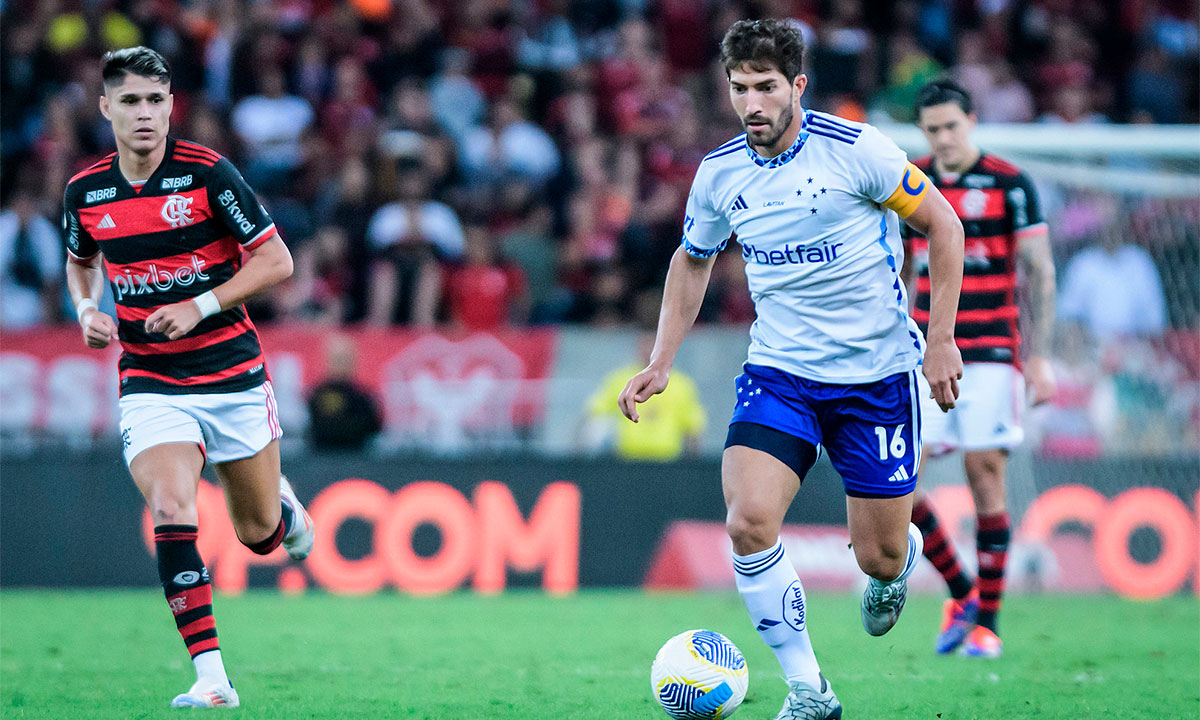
xmin=975 ymin=512 xmax=1011 ymax=632
xmin=912 ymin=497 xmax=974 ymax=600
xmin=155 ymin=525 xmax=219 ymax=658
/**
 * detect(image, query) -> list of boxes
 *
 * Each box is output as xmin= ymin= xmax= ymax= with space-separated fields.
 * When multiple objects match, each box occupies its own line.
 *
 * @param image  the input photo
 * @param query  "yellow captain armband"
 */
xmin=882 ymin=162 xmax=930 ymax=219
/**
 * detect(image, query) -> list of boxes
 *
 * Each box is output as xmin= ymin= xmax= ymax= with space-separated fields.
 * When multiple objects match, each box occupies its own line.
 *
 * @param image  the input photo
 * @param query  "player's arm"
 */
xmin=63 ymin=188 xmax=117 ymax=349
xmin=1013 ymin=174 xmax=1056 ymax=405
xmin=619 ymin=169 xmax=727 ymax=423
xmin=146 ymin=159 xmax=294 ymax=340
xmin=886 ymin=163 xmax=965 ymax=411
xmin=618 ymin=247 xmax=717 ymax=422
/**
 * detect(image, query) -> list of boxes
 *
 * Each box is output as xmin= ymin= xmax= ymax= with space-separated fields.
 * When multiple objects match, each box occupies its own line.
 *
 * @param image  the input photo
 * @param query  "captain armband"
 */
xmin=882 ymin=163 xmax=931 ymax=219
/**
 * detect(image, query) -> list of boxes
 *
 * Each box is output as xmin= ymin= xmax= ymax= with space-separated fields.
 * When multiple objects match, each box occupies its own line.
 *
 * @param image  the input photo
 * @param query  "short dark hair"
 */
xmin=915 ymin=79 xmax=973 ymax=117
xmin=101 ymin=46 xmax=171 ymax=88
xmin=720 ymin=19 xmax=805 ymax=82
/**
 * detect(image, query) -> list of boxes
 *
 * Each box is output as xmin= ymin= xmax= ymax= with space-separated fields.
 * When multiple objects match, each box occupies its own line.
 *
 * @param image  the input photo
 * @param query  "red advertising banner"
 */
xmin=0 ymin=326 xmax=558 ymax=451
xmin=643 ymin=485 xmax=1200 ymax=599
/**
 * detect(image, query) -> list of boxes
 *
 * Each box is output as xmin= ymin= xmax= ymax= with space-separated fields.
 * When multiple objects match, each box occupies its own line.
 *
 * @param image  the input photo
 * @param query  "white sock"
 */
xmin=193 ymin=649 xmax=230 ymax=686
xmin=733 ymin=539 xmax=822 ymax=686
xmin=869 ymin=522 xmax=923 ymax=588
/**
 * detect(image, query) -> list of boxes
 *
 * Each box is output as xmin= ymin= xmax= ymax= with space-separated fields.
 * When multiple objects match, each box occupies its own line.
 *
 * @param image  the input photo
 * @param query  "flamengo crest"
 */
xmin=161 ymin=194 xmax=195 ymax=227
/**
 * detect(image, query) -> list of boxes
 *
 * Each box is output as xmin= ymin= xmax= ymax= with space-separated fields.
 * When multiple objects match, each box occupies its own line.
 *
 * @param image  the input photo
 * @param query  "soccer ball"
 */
xmin=650 ymin=629 xmax=749 ymax=719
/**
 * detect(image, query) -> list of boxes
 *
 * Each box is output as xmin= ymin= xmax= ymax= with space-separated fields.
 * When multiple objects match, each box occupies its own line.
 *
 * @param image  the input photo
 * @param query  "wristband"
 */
xmin=75 ymin=298 xmax=98 ymax=324
xmin=192 ymin=290 xmax=222 ymax=319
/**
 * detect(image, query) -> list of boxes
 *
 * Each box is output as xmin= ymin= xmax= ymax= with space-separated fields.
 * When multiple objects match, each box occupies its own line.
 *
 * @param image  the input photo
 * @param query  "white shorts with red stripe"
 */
xmin=119 ymin=381 xmax=283 ymax=465
xmin=917 ymin=362 xmax=1025 ymax=455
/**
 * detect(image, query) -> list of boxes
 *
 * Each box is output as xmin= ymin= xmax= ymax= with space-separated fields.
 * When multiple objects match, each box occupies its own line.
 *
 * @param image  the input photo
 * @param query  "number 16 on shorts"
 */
xmin=872 ymin=423 xmax=917 ymax=486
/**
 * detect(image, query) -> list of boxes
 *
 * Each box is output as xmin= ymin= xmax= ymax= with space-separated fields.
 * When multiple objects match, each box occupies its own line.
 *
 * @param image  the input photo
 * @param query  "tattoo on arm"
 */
xmin=1018 ymin=233 xmax=1056 ymax=356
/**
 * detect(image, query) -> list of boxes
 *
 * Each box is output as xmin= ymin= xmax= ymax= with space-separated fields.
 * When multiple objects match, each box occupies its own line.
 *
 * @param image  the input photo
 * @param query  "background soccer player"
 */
xmin=905 ymin=79 xmax=1057 ymax=659
xmin=618 ymin=19 xmax=965 ymax=720
xmin=62 ymin=46 xmax=315 ymax=709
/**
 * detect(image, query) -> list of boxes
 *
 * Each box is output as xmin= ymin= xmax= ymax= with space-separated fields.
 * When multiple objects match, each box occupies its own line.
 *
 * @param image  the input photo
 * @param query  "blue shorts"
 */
xmin=725 ymin=363 xmax=922 ymax=498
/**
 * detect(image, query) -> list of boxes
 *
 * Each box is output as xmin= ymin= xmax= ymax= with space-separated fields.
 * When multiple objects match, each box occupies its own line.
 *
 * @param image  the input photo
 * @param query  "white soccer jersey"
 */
xmin=683 ymin=109 xmax=926 ymax=383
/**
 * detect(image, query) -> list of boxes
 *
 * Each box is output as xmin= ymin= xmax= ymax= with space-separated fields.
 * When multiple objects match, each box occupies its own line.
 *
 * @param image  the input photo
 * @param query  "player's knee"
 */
xmin=147 ymin=493 xmax=197 ymax=526
xmin=725 ymin=511 xmax=778 ymax=555
xmin=231 ymin=510 xmax=280 ymax=551
xmin=855 ymin=542 xmax=906 ymax=581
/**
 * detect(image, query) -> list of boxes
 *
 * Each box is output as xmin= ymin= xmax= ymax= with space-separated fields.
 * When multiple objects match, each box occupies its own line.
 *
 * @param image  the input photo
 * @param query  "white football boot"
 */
xmin=279 ymin=475 xmax=315 ymax=561
xmin=774 ymin=674 xmax=843 ymax=720
xmin=861 ymin=522 xmax=923 ymax=636
xmin=170 ymin=678 xmax=239 ymax=709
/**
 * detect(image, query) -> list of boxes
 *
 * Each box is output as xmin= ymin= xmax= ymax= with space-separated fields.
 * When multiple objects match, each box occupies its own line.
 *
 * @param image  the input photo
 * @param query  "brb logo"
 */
xmin=112 ymin=255 xmax=210 ymax=301
xmin=161 ymin=194 xmax=195 ymax=228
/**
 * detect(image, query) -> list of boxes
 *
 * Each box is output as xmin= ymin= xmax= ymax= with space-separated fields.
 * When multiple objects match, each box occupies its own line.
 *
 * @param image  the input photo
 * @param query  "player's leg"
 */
xmin=913 ymin=366 xmax=979 ymax=652
xmin=122 ymin=394 xmax=238 ymax=709
xmin=723 ymin=366 xmax=841 ymax=720
xmin=957 ymin=362 xmax=1023 ymax=657
xmin=960 ymin=448 xmax=1009 ymax=657
xmin=202 ymin=382 xmax=313 ymax=560
xmin=213 ymin=439 xmax=313 ymax=560
xmin=820 ymin=369 xmax=923 ymax=637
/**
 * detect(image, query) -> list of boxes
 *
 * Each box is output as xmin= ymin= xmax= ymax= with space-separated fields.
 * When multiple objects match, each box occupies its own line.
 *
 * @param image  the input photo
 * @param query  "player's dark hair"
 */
xmin=915 ymin=79 xmax=974 ymax=116
xmin=720 ymin=19 xmax=805 ymax=82
xmin=101 ymin=46 xmax=171 ymax=88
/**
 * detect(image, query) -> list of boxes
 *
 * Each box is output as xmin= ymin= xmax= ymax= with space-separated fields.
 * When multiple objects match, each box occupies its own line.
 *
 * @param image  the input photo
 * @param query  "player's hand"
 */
xmin=922 ymin=337 xmax=962 ymax=412
xmin=618 ymin=365 xmax=670 ymax=423
xmin=1025 ymin=355 xmax=1057 ymax=407
xmin=79 ymin=307 xmax=118 ymax=349
xmin=145 ymin=300 xmax=203 ymax=340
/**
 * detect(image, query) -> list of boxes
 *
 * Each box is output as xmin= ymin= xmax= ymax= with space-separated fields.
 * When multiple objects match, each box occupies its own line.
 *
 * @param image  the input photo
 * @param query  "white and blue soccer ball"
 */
xmin=650 ymin=629 xmax=749 ymax=719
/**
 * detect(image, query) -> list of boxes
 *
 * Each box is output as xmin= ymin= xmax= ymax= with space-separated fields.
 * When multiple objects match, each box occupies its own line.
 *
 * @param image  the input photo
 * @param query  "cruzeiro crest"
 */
xmin=161 ymin=194 xmax=195 ymax=228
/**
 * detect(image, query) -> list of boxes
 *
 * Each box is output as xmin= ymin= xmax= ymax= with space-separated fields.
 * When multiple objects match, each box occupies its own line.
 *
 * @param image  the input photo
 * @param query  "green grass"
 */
xmin=1 ymin=590 xmax=1196 ymax=719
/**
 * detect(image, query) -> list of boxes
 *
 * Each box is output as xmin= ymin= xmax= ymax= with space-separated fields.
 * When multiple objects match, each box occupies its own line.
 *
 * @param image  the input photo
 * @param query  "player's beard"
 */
xmin=745 ymin=90 xmax=795 ymax=151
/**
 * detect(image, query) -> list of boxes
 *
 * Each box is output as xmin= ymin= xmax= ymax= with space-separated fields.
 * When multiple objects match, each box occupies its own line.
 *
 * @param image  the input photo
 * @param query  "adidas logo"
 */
xmin=97 ymin=214 xmax=116 ymax=229
xmin=888 ymin=465 xmax=911 ymax=484
xmin=730 ymin=194 xmax=748 ymax=212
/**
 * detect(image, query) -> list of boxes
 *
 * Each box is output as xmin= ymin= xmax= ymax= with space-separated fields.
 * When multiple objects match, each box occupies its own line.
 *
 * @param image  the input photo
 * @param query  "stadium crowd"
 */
xmin=2 ymin=0 xmax=1196 ymax=334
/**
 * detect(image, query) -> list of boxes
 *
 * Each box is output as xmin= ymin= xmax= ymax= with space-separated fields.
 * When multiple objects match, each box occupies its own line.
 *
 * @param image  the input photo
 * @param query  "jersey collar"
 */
xmin=745 ymin=110 xmax=809 ymax=169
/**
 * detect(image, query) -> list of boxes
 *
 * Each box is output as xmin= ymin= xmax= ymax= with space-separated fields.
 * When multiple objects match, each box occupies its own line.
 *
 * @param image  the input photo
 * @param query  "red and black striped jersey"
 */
xmin=62 ymin=138 xmax=279 ymax=396
xmin=905 ymin=152 xmax=1046 ymax=367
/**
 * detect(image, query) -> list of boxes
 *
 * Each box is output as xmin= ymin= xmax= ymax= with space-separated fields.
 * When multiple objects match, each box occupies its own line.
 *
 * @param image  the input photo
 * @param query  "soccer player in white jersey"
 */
xmin=618 ymin=20 xmax=964 ymax=719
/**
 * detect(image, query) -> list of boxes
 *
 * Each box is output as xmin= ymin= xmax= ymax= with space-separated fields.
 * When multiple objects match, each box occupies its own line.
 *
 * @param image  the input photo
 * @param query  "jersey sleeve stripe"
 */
xmin=808 ymin=112 xmax=862 ymax=134
xmin=807 ymin=115 xmax=862 ymax=137
xmin=242 ymin=224 xmax=278 ymax=250
xmin=681 ymin=234 xmax=727 ymax=258
xmin=68 ymin=164 xmax=112 ymax=184
xmin=172 ymin=150 xmax=218 ymax=166
xmin=1014 ymin=222 xmax=1048 ymax=240
xmin=66 ymin=246 xmax=101 ymax=262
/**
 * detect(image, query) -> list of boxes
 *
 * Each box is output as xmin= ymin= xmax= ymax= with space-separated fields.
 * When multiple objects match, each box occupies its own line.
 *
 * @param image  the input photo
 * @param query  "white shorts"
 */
xmin=119 ymin=382 xmax=283 ymax=466
xmin=917 ymin=362 xmax=1024 ymax=455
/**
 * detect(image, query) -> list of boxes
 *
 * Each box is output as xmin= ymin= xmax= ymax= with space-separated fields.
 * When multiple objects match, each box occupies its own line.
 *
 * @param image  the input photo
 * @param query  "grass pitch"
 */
xmin=1 ymin=590 xmax=1195 ymax=719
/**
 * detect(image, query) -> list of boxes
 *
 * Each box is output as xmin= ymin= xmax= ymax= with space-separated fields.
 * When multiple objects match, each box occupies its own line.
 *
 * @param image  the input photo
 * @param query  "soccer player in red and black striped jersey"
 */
xmin=903 ymin=80 xmax=1057 ymax=659
xmin=62 ymin=47 xmax=314 ymax=709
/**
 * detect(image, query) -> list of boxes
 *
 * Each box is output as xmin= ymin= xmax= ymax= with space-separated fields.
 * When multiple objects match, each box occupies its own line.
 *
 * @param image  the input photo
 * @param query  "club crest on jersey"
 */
xmin=85 ymin=187 xmax=117 ymax=204
xmin=161 ymin=194 xmax=195 ymax=228
xmin=161 ymin=174 xmax=193 ymax=191
xmin=960 ymin=189 xmax=988 ymax=219
xmin=112 ymin=255 xmax=210 ymax=301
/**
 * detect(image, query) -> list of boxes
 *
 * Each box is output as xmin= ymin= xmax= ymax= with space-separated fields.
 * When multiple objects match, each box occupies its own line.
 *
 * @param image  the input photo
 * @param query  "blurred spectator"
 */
xmin=1058 ymin=232 xmax=1168 ymax=342
xmin=230 ymin=66 xmax=314 ymax=191
xmin=307 ymin=334 xmax=383 ymax=451
xmin=282 ymin=226 xmax=354 ymax=324
xmin=580 ymin=330 xmax=705 ymax=460
xmin=429 ymin=47 xmax=487 ymax=142
xmin=460 ymin=95 xmax=561 ymax=188
xmin=445 ymin=225 xmax=528 ymax=331
xmin=367 ymin=164 xmax=464 ymax=326
xmin=0 ymin=187 xmax=62 ymax=329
